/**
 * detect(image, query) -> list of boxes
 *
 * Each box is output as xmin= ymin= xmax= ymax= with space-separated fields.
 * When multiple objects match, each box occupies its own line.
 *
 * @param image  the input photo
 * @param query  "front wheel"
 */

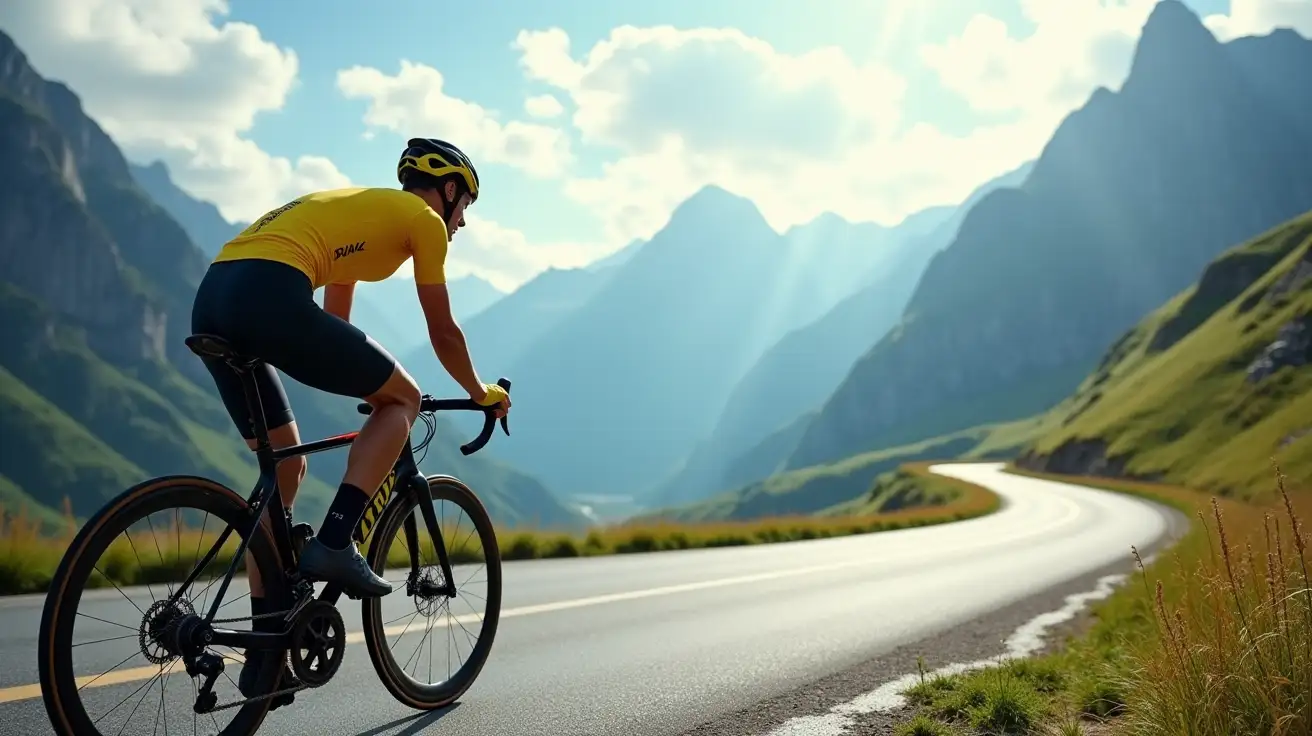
xmin=361 ymin=475 xmax=503 ymax=710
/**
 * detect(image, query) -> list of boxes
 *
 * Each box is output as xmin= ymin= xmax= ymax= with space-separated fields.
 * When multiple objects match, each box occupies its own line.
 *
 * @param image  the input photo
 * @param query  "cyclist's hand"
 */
xmin=473 ymin=383 xmax=510 ymax=417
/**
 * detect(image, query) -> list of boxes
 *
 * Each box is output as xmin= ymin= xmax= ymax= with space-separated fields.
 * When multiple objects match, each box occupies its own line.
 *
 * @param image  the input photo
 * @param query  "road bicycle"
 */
xmin=38 ymin=333 xmax=510 ymax=736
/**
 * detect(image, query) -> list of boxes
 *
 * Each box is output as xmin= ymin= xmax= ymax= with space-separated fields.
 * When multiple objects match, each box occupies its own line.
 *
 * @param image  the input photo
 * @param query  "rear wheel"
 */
xmin=361 ymin=475 xmax=502 ymax=710
xmin=38 ymin=476 xmax=291 ymax=736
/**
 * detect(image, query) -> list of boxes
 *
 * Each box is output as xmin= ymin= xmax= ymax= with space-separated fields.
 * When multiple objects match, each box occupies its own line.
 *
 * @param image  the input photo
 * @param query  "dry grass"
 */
xmin=1119 ymin=470 xmax=1312 ymax=735
xmin=1 ymin=464 xmax=1001 ymax=595
xmin=0 ymin=500 xmax=247 ymax=595
xmin=898 ymin=466 xmax=1312 ymax=735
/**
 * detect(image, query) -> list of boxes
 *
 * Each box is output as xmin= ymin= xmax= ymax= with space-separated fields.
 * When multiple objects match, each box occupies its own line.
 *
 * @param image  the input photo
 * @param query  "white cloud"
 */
xmin=1205 ymin=0 xmax=1312 ymax=40
xmin=517 ymin=1 xmax=1312 ymax=246
xmin=0 ymin=0 xmax=351 ymax=223
xmin=512 ymin=24 xmax=913 ymax=242
xmin=524 ymin=93 xmax=565 ymax=119
xmin=337 ymin=61 xmax=572 ymax=178
xmin=515 ymin=25 xmax=904 ymax=158
xmin=919 ymin=0 xmax=1158 ymax=117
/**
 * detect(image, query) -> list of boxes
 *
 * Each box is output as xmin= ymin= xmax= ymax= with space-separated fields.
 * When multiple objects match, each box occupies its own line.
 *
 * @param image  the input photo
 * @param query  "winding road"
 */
xmin=0 ymin=463 xmax=1180 ymax=736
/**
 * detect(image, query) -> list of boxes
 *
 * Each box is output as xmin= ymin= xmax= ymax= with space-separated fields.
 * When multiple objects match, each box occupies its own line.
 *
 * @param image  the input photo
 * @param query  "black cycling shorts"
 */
xmin=191 ymin=258 xmax=397 ymax=440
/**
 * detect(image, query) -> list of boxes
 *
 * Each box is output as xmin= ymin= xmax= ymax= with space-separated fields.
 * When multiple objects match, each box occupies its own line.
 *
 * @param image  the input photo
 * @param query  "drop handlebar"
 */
xmin=357 ymin=377 xmax=511 ymax=455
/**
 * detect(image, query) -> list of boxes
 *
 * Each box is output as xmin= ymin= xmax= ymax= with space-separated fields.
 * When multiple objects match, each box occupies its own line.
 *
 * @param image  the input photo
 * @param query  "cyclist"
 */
xmin=190 ymin=138 xmax=510 ymax=706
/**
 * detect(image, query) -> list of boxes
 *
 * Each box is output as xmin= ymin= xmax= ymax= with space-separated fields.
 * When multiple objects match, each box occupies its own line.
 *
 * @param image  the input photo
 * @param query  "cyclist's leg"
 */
xmin=270 ymin=344 xmax=416 ymax=598
xmin=223 ymin=263 xmax=411 ymax=598
xmin=332 ymin=365 xmax=421 ymax=542
xmin=192 ymin=261 xmax=306 ymax=705
xmin=195 ymin=356 xmax=307 ymax=596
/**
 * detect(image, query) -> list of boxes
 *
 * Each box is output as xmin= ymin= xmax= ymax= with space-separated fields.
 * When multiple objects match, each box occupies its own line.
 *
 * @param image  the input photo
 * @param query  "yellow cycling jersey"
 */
xmin=213 ymin=187 xmax=450 ymax=288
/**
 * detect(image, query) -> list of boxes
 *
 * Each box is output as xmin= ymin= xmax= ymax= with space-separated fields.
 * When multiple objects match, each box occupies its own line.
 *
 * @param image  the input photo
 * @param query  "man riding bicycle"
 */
xmin=190 ymin=137 xmax=510 ymax=706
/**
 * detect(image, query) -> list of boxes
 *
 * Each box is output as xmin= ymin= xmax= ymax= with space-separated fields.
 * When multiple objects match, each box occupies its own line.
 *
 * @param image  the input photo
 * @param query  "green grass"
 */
xmin=894 ymin=468 xmax=1312 ymax=735
xmin=647 ymin=417 xmax=1043 ymax=523
xmin=1024 ymin=210 xmax=1312 ymax=500
xmin=0 ymin=463 xmax=1001 ymax=595
xmin=818 ymin=462 xmax=973 ymax=517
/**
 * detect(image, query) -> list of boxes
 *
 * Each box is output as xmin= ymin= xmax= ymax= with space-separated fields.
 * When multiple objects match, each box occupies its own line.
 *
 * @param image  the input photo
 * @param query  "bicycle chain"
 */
xmin=195 ymin=589 xmax=320 ymax=712
xmin=206 ymin=681 xmax=312 ymax=712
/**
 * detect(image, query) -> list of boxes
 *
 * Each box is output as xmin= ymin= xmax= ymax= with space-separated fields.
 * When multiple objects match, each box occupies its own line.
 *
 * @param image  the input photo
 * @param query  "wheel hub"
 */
xmin=139 ymin=598 xmax=195 ymax=664
xmin=412 ymin=566 xmax=448 ymax=617
xmin=289 ymin=599 xmax=346 ymax=687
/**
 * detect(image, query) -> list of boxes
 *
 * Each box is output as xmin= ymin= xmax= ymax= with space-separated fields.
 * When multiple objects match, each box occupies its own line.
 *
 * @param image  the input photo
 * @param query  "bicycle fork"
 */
xmin=400 ymin=466 xmax=459 ymax=599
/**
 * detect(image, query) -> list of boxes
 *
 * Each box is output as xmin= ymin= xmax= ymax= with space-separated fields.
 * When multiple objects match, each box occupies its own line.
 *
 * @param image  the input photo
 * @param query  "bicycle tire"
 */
xmin=38 ymin=475 xmax=292 ymax=736
xmin=361 ymin=475 xmax=503 ymax=710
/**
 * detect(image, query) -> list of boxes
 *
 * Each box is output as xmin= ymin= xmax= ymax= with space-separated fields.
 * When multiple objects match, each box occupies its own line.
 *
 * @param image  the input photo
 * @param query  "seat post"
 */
xmin=231 ymin=358 xmax=274 ymax=456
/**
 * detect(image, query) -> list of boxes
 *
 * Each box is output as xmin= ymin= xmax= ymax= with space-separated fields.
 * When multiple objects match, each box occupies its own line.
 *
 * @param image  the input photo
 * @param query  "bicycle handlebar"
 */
xmin=356 ymin=377 xmax=512 ymax=456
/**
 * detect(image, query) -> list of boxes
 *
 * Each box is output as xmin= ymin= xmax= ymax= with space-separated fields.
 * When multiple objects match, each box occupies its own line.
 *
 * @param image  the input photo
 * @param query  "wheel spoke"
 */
xmin=48 ymin=481 xmax=288 ymax=736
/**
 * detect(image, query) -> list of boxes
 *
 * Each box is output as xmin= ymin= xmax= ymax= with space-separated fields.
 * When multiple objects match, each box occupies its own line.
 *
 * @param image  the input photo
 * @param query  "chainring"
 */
xmin=288 ymin=599 xmax=346 ymax=688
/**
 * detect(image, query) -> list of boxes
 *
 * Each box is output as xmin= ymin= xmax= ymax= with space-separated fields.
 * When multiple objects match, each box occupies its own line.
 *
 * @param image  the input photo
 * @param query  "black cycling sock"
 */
xmin=316 ymin=484 xmax=370 ymax=550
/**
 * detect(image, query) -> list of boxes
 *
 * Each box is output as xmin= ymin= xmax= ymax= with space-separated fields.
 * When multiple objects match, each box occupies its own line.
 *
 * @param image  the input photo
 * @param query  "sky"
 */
xmin=2 ymin=0 xmax=1310 ymax=291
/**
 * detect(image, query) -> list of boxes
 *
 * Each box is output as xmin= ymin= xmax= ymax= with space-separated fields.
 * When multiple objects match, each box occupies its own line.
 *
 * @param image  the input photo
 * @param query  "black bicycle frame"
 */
xmin=163 ymin=361 xmax=459 ymax=654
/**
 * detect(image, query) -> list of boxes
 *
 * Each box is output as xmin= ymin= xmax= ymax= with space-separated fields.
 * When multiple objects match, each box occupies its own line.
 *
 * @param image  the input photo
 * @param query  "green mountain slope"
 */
xmin=646 ymin=417 xmax=1040 ymax=523
xmin=0 ymin=30 xmax=584 ymax=530
xmin=787 ymin=3 xmax=1312 ymax=472
xmin=1017 ymin=210 xmax=1312 ymax=498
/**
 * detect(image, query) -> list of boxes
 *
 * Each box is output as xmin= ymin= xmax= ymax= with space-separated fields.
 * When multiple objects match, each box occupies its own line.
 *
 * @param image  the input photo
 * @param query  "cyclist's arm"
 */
xmin=411 ymin=208 xmax=487 ymax=401
xmin=323 ymin=282 xmax=355 ymax=322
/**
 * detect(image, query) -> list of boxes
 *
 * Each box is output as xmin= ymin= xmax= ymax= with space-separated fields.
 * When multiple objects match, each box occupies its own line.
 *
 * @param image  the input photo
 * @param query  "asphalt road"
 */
xmin=0 ymin=463 xmax=1177 ymax=736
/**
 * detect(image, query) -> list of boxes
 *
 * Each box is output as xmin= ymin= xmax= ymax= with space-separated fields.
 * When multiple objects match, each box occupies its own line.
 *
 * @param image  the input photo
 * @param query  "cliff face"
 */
xmin=0 ymin=92 xmax=166 ymax=366
xmin=788 ymin=2 xmax=1312 ymax=470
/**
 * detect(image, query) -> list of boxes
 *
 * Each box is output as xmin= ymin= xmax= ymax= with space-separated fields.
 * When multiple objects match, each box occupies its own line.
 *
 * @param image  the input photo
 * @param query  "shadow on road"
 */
xmin=353 ymin=703 xmax=461 ymax=736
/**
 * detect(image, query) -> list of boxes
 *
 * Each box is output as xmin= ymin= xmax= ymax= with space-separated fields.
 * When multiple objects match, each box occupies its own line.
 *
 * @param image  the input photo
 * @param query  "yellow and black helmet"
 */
xmin=396 ymin=138 xmax=480 ymax=201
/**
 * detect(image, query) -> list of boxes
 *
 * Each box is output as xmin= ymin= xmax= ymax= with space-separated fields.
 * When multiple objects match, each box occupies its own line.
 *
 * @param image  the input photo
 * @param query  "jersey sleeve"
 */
xmin=408 ymin=207 xmax=450 ymax=285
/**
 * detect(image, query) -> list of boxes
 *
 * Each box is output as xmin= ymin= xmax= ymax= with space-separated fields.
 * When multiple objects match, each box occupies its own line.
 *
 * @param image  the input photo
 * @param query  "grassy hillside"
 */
xmin=646 ymin=417 xmax=1042 ymax=522
xmin=1019 ymin=209 xmax=1312 ymax=499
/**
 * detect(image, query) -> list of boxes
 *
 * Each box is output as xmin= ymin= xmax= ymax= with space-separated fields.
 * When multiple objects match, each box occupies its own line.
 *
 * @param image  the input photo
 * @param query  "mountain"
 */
xmin=586 ymin=238 xmax=645 ymax=273
xmin=349 ymin=274 xmax=507 ymax=356
xmin=650 ymin=161 xmax=1035 ymax=507
xmin=479 ymin=184 xmax=953 ymax=496
xmin=128 ymin=160 xmax=245 ymax=255
xmin=0 ymin=30 xmax=584 ymax=530
xmin=1017 ymin=209 xmax=1312 ymax=498
xmin=786 ymin=2 xmax=1312 ymax=472
xmin=405 ymin=264 xmax=620 ymax=403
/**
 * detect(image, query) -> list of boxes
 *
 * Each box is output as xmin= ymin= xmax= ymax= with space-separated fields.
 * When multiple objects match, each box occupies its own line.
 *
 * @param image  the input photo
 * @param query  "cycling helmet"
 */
xmin=396 ymin=138 xmax=480 ymax=202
